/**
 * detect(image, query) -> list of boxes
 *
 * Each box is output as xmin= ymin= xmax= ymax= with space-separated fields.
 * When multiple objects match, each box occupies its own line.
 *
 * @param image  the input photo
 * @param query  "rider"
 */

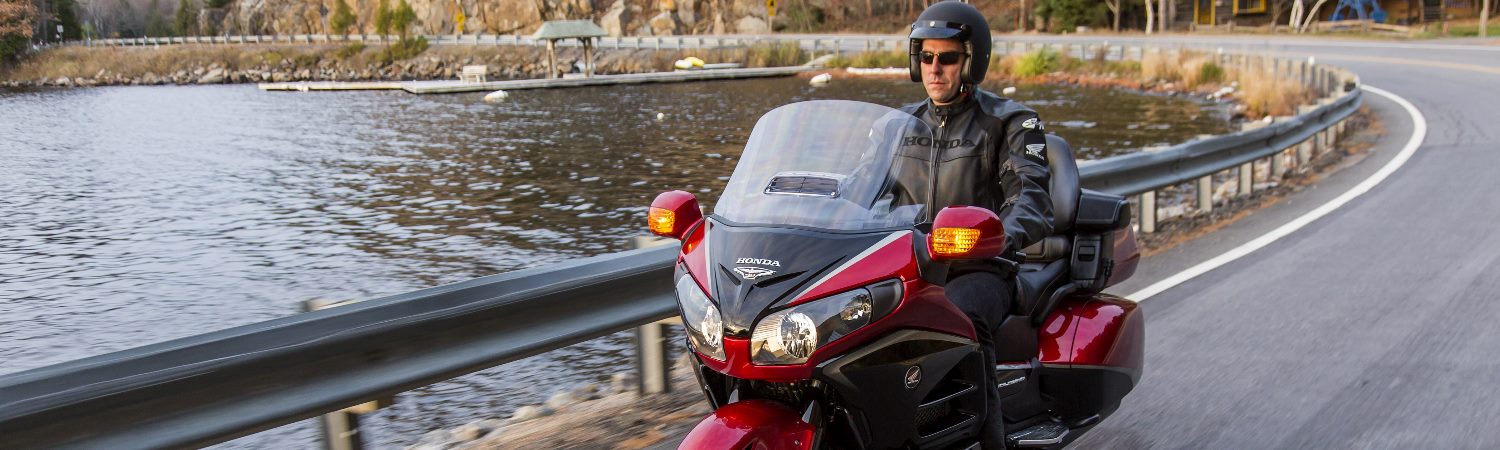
xmin=901 ymin=1 xmax=1055 ymax=447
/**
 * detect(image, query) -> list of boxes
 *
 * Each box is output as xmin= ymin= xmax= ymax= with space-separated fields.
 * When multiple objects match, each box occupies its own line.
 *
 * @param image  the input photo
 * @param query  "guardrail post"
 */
xmin=632 ymin=237 xmax=675 ymax=394
xmin=1197 ymin=176 xmax=1214 ymax=213
xmin=635 ymin=321 xmax=672 ymax=394
xmin=1239 ymin=163 xmax=1254 ymax=196
xmin=301 ymin=299 xmax=392 ymax=450
xmin=1297 ymin=139 xmax=1314 ymax=168
xmin=1271 ymin=152 xmax=1286 ymax=179
xmin=1139 ymin=192 xmax=1157 ymax=233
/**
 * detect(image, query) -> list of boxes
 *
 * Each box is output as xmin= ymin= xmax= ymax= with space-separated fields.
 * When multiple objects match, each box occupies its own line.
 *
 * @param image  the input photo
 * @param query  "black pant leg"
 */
xmin=945 ymin=271 xmax=1016 ymax=449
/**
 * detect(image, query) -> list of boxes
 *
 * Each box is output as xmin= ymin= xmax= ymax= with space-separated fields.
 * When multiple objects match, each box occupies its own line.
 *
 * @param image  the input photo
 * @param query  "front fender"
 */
xmin=679 ymin=400 xmax=816 ymax=450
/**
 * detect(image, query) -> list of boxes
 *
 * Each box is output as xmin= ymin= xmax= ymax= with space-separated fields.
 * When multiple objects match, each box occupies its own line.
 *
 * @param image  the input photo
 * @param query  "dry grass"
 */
xmin=1232 ymin=65 xmax=1311 ymax=118
xmin=1 ymin=44 xmax=341 ymax=80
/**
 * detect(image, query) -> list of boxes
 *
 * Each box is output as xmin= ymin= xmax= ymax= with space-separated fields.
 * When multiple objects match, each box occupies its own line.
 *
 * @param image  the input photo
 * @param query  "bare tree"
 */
xmin=1482 ymin=0 xmax=1491 ymax=38
xmin=1159 ymin=0 xmax=1167 ymax=31
xmin=1145 ymin=0 xmax=1155 ymax=34
xmin=1297 ymin=0 xmax=1330 ymax=32
xmin=1104 ymin=0 xmax=1122 ymax=31
xmin=1270 ymin=0 xmax=1294 ymax=31
xmin=1289 ymin=0 xmax=1303 ymax=32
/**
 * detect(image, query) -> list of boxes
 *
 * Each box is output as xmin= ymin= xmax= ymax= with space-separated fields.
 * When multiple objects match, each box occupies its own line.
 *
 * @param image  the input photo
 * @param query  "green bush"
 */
xmin=375 ymin=36 xmax=427 ymax=64
xmin=259 ymin=51 xmax=284 ymax=65
xmin=1198 ymin=62 xmax=1224 ymax=84
xmin=1034 ymin=0 xmax=1109 ymax=31
xmin=334 ymin=43 xmax=365 ymax=60
xmin=851 ymin=50 xmax=907 ymax=68
xmin=1012 ymin=49 xmax=1060 ymax=77
xmin=828 ymin=50 xmax=907 ymax=69
xmin=745 ymin=42 xmax=806 ymax=68
xmin=293 ymin=53 xmax=321 ymax=67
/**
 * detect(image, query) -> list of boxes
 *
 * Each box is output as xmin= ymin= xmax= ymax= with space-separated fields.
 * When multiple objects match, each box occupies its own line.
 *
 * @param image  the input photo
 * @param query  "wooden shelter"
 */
xmin=532 ymin=20 xmax=608 ymax=79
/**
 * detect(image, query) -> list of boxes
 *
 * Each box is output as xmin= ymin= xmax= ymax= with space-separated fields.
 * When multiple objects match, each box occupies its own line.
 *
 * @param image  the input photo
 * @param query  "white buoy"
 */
xmin=1001 ymin=86 xmax=1017 ymax=96
xmin=809 ymin=73 xmax=832 ymax=86
xmin=483 ymin=90 xmax=509 ymax=103
xmin=656 ymin=112 xmax=666 ymax=121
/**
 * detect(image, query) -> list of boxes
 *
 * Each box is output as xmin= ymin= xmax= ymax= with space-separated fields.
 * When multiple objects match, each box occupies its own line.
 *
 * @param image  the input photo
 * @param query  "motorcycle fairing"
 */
xmin=814 ymin=329 xmax=987 ymax=449
xmin=696 ymin=220 xmax=906 ymax=338
xmin=680 ymin=399 xmax=817 ymax=450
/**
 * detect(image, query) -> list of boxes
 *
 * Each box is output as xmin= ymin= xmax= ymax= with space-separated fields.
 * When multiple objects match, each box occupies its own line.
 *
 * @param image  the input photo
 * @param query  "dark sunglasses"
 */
xmin=919 ymin=51 xmax=968 ymax=66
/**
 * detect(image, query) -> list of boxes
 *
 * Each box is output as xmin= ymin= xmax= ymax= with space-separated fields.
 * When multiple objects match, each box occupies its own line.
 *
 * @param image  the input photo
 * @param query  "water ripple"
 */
xmin=0 ymin=79 xmax=1230 ymax=448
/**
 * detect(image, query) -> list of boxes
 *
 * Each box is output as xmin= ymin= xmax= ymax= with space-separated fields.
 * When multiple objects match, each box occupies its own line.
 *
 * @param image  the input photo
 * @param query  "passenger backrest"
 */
xmin=1045 ymin=134 xmax=1080 ymax=233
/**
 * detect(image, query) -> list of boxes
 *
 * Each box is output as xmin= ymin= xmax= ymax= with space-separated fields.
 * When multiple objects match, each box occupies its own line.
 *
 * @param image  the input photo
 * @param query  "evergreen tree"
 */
xmin=145 ymin=0 xmax=171 ymax=36
xmin=374 ymin=0 xmax=390 ymax=37
xmin=173 ymin=0 xmax=197 ymax=36
xmin=393 ymin=0 xmax=415 ymax=38
xmin=330 ymin=0 xmax=355 ymax=35
xmin=50 ymin=0 xmax=82 ymax=40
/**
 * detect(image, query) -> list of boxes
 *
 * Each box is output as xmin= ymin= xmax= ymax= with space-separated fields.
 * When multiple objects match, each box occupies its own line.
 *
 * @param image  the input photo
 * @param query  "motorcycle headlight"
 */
xmin=751 ymin=282 xmax=900 ymax=365
xmin=675 ymin=274 xmax=725 ymax=361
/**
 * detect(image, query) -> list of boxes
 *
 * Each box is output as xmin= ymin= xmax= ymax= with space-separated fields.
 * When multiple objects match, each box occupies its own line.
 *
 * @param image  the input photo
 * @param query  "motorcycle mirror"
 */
xmin=648 ymin=190 xmax=703 ymax=240
xmin=929 ymin=206 xmax=1006 ymax=261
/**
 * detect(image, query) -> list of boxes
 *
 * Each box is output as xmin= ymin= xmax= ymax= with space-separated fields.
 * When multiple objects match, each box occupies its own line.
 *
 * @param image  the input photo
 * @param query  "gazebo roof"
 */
xmin=532 ymin=20 xmax=608 ymax=40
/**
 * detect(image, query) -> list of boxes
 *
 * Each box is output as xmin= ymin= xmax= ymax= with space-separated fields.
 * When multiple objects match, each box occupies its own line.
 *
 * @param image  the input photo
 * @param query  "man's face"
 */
xmin=920 ymin=39 xmax=966 ymax=104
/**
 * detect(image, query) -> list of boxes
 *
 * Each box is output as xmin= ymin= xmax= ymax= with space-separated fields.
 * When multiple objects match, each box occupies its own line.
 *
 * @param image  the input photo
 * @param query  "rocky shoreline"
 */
xmin=0 ymin=44 xmax=800 ymax=88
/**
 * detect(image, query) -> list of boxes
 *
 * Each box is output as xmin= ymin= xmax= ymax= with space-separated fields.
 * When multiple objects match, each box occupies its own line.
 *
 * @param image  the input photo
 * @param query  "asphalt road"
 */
xmin=634 ymin=36 xmax=1500 ymax=449
xmin=1061 ymin=37 xmax=1500 ymax=448
xmin=767 ymin=33 xmax=1500 ymax=448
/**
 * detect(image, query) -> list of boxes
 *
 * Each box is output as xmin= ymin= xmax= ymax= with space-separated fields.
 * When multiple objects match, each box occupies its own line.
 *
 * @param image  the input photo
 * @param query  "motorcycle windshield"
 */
xmin=714 ymin=100 xmax=934 ymax=231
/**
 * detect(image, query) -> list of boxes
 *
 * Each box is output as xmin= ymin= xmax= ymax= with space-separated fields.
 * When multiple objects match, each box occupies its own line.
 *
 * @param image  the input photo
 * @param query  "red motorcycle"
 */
xmin=647 ymin=100 xmax=1143 ymax=449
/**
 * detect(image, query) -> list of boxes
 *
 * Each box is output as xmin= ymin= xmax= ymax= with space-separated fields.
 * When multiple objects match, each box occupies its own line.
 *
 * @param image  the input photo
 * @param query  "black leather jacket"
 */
xmin=897 ymin=88 xmax=1054 ymax=256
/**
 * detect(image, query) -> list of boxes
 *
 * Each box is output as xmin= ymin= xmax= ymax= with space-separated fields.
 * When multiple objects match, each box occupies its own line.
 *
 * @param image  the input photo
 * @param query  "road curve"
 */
xmin=633 ymin=34 xmax=1495 ymax=449
xmin=752 ymin=34 xmax=1500 ymax=447
xmin=1063 ymin=38 xmax=1500 ymax=448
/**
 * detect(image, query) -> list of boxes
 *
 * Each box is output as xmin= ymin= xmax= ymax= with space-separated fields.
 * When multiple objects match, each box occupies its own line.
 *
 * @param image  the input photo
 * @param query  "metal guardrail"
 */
xmin=1083 ymin=87 xmax=1361 ymax=196
xmin=0 ymin=246 xmax=678 ymax=449
xmin=0 ymin=41 xmax=1361 ymax=448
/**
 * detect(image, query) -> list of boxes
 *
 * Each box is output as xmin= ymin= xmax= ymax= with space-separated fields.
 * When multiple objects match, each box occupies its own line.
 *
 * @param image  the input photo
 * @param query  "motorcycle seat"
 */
xmin=1015 ymin=259 xmax=1069 ymax=316
xmin=1011 ymin=134 xmax=1082 ymax=316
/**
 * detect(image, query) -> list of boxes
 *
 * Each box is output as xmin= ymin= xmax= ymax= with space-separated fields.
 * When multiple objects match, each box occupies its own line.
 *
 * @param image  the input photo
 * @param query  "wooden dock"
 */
xmin=258 ymin=65 xmax=817 ymax=94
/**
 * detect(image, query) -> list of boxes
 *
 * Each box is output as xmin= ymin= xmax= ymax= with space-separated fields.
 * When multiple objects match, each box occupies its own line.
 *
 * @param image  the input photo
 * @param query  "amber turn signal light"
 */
xmin=648 ymin=207 xmax=675 ymax=236
xmin=931 ymin=227 xmax=982 ymax=257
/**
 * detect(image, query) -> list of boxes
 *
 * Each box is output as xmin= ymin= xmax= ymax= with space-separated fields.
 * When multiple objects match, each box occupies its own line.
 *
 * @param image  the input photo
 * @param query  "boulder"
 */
xmin=600 ymin=0 xmax=632 ymax=37
xmin=610 ymin=372 xmax=638 ymax=394
xmin=510 ymin=405 xmax=554 ymax=422
xmin=649 ymin=11 xmax=680 ymax=35
xmin=679 ymin=0 xmax=699 ymax=28
xmin=198 ymin=68 xmax=226 ymax=84
xmin=414 ymin=428 xmax=454 ymax=447
xmin=735 ymin=15 xmax=769 ymax=34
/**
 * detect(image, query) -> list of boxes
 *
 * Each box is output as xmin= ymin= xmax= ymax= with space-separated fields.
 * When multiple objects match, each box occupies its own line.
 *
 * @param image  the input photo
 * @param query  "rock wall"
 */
xmin=207 ymin=0 xmax=801 ymax=37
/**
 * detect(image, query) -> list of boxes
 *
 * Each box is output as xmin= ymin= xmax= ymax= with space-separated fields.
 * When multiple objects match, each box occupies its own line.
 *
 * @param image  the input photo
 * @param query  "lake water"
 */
xmin=0 ymin=76 xmax=1232 ymax=448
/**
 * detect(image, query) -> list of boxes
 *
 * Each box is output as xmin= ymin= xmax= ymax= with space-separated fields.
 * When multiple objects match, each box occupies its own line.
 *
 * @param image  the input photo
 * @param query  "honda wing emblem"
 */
xmin=733 ymin=266 xmax=777 ymax=280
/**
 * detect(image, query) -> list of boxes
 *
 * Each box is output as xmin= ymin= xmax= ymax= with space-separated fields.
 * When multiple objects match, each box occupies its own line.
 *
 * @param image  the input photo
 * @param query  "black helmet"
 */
xmin=907 ymin=1 xmax=992 ymax=85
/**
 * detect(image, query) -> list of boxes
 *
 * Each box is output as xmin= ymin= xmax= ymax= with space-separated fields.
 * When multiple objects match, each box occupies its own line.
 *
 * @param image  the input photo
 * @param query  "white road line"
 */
xmin=1124 ymin=85 xmax=1427 ymax=302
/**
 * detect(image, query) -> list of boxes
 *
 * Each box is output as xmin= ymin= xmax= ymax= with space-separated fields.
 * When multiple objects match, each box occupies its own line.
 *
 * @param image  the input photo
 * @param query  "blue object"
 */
xmin=1331 ymin=0 xmax=1388 ymax=22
